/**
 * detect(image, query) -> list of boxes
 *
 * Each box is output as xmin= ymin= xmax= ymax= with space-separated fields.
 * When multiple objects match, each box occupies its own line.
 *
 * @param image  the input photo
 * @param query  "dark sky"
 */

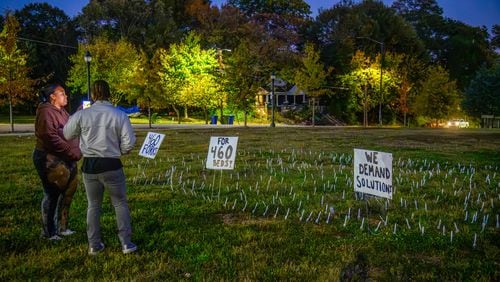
xmin=1 ymin=0 xmax=498 ymax=32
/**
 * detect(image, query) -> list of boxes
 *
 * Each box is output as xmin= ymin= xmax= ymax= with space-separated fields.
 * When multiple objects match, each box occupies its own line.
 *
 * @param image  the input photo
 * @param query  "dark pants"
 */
xmin=33 ymin=149 xmax=78 ymax=237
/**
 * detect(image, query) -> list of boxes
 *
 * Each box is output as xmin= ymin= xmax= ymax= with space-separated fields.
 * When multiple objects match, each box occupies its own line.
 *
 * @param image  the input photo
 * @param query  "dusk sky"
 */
xmin=1 ymin=0 xmax=498 ymax=32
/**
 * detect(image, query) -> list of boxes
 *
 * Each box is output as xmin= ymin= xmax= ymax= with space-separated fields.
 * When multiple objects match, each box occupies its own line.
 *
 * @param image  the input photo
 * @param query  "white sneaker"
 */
xmin=122 ymin=243 xmax=137 ymax=254
xmin=89 ymin=243 xmax=105 ymax=255
xmin=60 ymin=229 xmax=76 ymax=236
xmin=48 ymin=235 xmax=63 ymax=241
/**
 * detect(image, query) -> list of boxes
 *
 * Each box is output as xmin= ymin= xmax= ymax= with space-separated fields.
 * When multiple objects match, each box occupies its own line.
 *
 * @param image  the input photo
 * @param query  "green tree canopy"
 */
xmin=225 ymin=39 xmax=264 ymax=126
xmin=67 ymin=37 xmax=142 ymax=105
xmin=463 ymin=63 xmax=500 ymax=117
xmin=413 ymin=65 xmax=460 ymax=126
xmin=157 ymin=32 xmax=219 ymax=121
xmin=294 ymin=42 xmax=332 ymax=125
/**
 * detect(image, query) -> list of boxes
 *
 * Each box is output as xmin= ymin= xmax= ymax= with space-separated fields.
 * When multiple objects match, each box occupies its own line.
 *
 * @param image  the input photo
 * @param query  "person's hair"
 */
xmin=39 ymin=84 xmax=61 ymax=103
xmin=91 ymin=80 xmax=111 ymax=101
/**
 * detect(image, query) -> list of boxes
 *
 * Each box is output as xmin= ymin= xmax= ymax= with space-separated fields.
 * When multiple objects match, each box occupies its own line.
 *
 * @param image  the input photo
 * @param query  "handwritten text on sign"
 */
xmin=354 ymin=148 xmax=393 ymax=199
xmin=139 ymin=132 xmax=165 ymax=159
xmin=206 ymin=136 xmax=238 ymax=170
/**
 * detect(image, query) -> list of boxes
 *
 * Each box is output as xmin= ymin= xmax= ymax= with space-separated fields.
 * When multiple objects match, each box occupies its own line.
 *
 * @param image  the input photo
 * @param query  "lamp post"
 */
xmin=270 ymin=72 xmax=276 ymax=127
xmin=217 ymin=48 xmax=231 ymax=124
xmin=357 ymin=37 xmax=384 ymax=126
xmin=84 ymin=50 xmax=92 ymax=101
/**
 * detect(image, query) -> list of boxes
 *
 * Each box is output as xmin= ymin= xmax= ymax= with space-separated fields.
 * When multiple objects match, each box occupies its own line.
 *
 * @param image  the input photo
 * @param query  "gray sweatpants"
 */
xmin=83 ymin=168 xmax=132 ymax=248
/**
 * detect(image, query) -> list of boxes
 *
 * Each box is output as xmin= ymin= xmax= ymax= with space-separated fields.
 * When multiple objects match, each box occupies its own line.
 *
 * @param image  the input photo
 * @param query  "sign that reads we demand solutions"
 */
xmin=354 ymin=148 xmax=393 ymax=199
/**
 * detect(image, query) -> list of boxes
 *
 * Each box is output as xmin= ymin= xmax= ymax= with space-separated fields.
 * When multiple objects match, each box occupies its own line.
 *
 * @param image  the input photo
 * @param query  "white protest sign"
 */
xmin=206 ymin=136 xmax=238 ymax=170
xmin=138 ymin=132 xmax=165 ymax=159
xmin=354 ymin=148 xmax=393 ymax=199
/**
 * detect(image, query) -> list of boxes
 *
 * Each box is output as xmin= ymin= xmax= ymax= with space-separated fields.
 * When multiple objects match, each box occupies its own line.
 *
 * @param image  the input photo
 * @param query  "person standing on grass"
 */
xmin=63 ymin=80 xmax=137 ymax=255
xmin=33 ymin=84 xmax=82 ymax=241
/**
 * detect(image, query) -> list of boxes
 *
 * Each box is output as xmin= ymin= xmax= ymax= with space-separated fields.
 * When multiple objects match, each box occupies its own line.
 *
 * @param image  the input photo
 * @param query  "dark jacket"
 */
xmin=35 ymin=103 xmax=81 ymax=162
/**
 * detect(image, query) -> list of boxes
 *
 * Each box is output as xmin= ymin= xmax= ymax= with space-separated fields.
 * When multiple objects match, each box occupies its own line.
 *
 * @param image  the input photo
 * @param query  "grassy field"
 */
xmin=0 ymin=127 xmax=499 ymax=280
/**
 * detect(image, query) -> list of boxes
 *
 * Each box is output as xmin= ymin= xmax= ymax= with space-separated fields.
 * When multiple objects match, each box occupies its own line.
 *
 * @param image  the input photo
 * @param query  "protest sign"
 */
xmin=206 ymin=136 xmax=238 ymax=170
xmin=139 ymin=132 xmax=165 ymax=159
xmin=354 ymin=148 xmax=393 ymax=199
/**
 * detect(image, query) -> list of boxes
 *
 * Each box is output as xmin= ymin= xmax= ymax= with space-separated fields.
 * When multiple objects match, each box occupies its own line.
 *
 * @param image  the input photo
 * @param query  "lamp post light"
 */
xmin=357 ymin=37 xmax=384 ymax=126
xmin=270 ymin=72 xmax=276 ymax=127
xmin=84 ymin=50 xmax=92 ymax=101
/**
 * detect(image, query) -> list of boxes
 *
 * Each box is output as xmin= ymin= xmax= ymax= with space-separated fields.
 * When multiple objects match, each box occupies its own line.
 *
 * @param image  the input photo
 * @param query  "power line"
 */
xmin=17 ymin=36 xmax=78 ymax=49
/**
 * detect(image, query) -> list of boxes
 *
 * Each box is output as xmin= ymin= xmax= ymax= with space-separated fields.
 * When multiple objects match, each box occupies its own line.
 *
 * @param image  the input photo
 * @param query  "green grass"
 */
xmin=0 ymin=115 xmax=35 ymax=124
xmin=0 ymin=114 xmax=268 ymax=126
xmin=0 ymin=128 xmax=499 ymax=280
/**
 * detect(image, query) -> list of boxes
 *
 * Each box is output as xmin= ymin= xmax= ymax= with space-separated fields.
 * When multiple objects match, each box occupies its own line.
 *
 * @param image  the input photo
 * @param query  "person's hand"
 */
xmin=68 ymin=148 xmax=82 ymax=161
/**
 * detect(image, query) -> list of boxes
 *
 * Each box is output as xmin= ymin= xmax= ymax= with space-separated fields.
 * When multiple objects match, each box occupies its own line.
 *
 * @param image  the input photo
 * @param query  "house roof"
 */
xmin=262 ymin=77 xmax=306 ymax=96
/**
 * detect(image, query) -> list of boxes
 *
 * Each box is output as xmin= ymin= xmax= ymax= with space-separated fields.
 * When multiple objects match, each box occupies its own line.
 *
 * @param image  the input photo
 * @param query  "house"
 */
xmin=255 ymin=77 xmax=308 ymax=117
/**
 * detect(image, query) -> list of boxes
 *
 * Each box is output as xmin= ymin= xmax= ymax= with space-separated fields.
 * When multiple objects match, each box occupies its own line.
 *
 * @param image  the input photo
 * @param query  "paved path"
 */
xmin=0 ymin=123 xmax=273 ymax=136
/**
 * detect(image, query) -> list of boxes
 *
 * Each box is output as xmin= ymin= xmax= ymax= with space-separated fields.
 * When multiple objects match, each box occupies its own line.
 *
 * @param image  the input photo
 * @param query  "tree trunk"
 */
xmin=9 ymin=92 xmax=14 ymax=133
xmin=219 ymin=99 xmax=224 ymax=125
xmin=363 ymin=84 xmax=368 ymax=128
xmin=8 ymin=73 xmax=14 ymax=133
xmin=172 ymin=105 xmax=181 ymax=124
xmin=184 ymin=107 xmax=188 ymax=119
xmin=244 ymin=110 xmax=248 ymax=127
xmin=311 ymin=97 xmax=316 ymax=126
xmin=148 ymin=99 xmax=152 ymax=129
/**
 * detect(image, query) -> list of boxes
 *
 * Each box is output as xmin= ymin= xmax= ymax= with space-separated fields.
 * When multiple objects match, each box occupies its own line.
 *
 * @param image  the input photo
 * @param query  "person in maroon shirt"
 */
xmin=33 ymin=84 xmax=82 ymax=240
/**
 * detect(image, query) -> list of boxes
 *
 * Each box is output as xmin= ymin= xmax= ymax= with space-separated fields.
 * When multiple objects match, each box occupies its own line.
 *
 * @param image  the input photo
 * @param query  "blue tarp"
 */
xmin=116 ymin=105 xmax=140 ymax=115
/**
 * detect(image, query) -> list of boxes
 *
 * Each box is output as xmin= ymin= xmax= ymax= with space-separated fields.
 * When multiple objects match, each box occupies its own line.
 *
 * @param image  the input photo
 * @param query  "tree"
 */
xmin=389 ymin=53 xmax=426 ymax=126
xmin=294 ymin=43 xmax=332 ymax=126
xmin=15 ymin=3 xmax=78 ymax=85
xmin=77 ymin=0 xmax=183 ymax=55
xmin=67 ymin=37 xmax=142 ymax=105
xmin=313 ymin=0 xmax=424 ymax=72
xmin=227 ymin=0 xmax=311 ymax=17
xmin=413 ymin=65 xmax=460 ymax=126
xmin=391 ymin=0 xmax=445 ymax=60
xmin=157 ymin=32 xmax=219 ymax=123
xmin=0 ymin=13 xmax=34 ymax=132
xmin=339 ymin=51 xmax=381 ymax=126
xmin=123 ymin=51 xmax=166 ymax=128
xmin=392 ymin=0 xmax=495 ymax=90
xmin=183 ymin=73 xmax=221 ymax=124
xmin=492 ymin=25 xmax=500 ymax=50
xmin=439 ymin=20 xmax=495 ymax=89
xmin=310 ymin=0 xmax=424 ymax=124
xmin=225 ymin=39 xmax=262 ymax=126
xmin=463 ymin=63 xmax=500 ymax=118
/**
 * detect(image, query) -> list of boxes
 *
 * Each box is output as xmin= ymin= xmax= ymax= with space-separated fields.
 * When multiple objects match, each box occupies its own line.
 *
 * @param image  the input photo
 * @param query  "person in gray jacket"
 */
xmin=63 ymin=80 xmax=137 ymax=255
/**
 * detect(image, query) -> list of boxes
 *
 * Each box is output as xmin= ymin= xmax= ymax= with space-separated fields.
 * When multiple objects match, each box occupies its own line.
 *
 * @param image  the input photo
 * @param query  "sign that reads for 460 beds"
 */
xmin=354 ymin=148 xmax=393 ymax=199
xmin=206 ymin=137 xmax=238 ymax=170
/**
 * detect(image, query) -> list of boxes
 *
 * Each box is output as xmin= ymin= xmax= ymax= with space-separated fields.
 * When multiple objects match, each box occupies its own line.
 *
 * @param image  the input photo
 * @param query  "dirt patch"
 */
xmin=219 ymin=213 xmax=278 ymax=226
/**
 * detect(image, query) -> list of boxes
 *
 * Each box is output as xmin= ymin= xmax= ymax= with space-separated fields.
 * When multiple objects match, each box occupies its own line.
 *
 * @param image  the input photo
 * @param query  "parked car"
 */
xmin=446 ymin=119 xmax=469 ymax=128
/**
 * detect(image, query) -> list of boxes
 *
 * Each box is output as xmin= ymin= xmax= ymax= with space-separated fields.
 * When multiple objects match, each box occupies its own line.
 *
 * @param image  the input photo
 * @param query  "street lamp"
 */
xmin=84 ymin=50 xmax=92 ymax=101
xmin=270 ymin=72 xmax=276 ymax=127
xmin=357 ymin=37 xmax=384 ymax=126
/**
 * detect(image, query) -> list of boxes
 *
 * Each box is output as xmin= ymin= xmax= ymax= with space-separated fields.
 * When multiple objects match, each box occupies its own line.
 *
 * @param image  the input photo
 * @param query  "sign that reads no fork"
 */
xmin=354 ymin=148 xmax=393 ymax=199
xmin=139 ymin=132 xmax=165 ymax=159
xmin=206 ymin=136 xmax=238 ymax=170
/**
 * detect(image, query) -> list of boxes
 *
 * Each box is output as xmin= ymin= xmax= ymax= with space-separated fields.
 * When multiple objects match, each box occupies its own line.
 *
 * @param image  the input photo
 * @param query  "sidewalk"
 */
xmin=0 ymin=124 xmax=34 ymax=135
xmin=0 ymin=123 xmax=266 ymax=136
